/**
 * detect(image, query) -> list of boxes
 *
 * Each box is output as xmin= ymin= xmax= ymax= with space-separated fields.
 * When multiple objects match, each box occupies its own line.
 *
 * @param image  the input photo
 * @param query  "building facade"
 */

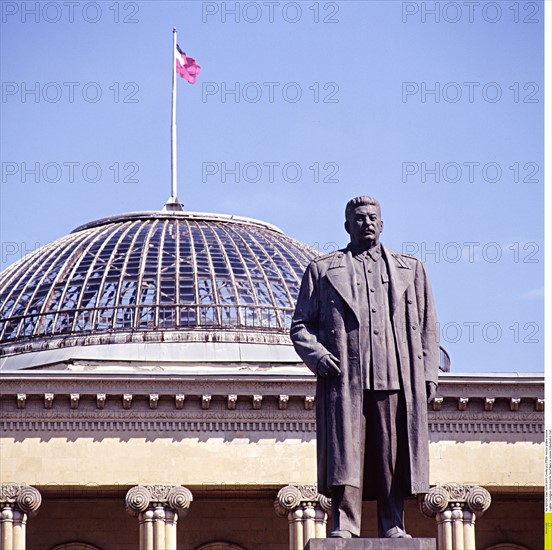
xmin=0 ymin=209 xmax=544 ymax=550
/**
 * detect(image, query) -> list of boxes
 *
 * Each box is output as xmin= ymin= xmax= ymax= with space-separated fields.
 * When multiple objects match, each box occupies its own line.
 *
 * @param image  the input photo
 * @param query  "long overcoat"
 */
xmin=290 ymin=244 xmax=439 ymax=498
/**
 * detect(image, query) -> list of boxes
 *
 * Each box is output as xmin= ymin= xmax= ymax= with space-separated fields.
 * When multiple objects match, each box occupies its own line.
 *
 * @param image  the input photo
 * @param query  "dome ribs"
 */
xmin=0 ymin=211 xmax=318 ymax=353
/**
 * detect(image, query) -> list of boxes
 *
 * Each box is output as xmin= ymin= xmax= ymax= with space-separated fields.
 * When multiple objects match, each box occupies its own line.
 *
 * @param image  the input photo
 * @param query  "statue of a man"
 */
xmin=290 ymin=196 xmax=439 ymax=539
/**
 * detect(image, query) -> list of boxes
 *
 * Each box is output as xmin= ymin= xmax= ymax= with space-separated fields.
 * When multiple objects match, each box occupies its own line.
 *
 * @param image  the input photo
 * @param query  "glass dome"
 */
xmin=0 ymin=211 xmax=318 ymax=357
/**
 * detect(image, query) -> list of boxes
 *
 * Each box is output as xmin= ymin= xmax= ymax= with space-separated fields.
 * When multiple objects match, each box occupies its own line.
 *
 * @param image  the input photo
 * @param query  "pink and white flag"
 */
xmin=175 ymin=44 xmax=200 ymax=84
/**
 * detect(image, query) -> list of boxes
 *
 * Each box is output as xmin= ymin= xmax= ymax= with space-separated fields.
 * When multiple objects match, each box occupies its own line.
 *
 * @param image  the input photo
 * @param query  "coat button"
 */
xmin=330 ymin=329 xmax=336 ymax=334
xmin=367 ymin=269 xmax=372 ymax=273
xmin=412 ymin=326 xmax=417 ymax=331
xmin=330 ymin=299 xmax=334 ymax=304
xmin=371 ymin=308 xmax=377 ymax=313
xmin=370 ymin=288 xmax=375 ymax=293
xmin=407 ymin=299 xmax=413 ymax=304
xmin=418 ymin=354 xmax=423 ymax=359
xmin=373 ymin=330 xmax=379 ymax=335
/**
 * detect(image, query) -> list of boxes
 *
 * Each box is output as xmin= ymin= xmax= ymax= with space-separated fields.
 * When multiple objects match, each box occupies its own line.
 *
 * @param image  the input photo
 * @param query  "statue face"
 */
xmin=345 ymin=204 xmax=383 ymax=249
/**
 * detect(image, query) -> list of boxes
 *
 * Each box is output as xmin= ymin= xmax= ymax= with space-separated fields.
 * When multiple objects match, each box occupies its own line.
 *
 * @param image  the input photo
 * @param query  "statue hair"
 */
xmin=345 ymin=196 xmax=381 ymax=220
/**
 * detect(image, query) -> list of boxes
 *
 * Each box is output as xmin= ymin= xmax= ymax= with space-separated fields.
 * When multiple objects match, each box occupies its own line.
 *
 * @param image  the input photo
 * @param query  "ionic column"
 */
xmin=421 ymin=483 xmax=491 ymax=550
xmin=274 ymin=484 xmax=331 ymax=550
xmin=0 ymin=484 xmax=42 ymax=550
xmin=125 ymin=484 xmax=192 ymax=550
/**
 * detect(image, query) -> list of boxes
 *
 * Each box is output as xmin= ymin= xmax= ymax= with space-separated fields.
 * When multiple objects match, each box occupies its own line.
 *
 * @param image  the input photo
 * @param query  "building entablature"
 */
xmin=0 ymin=371 xmax=543 ymax=440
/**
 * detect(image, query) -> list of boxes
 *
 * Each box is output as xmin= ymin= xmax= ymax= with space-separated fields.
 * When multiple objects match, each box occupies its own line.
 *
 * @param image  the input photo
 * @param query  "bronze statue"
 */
xmin=291 ymin=196 xmax=439 ymax=539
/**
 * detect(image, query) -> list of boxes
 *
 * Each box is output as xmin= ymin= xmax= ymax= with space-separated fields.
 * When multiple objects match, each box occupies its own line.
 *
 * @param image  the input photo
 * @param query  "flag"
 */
xmin=175 ymin=44 xmax=200 ymax=84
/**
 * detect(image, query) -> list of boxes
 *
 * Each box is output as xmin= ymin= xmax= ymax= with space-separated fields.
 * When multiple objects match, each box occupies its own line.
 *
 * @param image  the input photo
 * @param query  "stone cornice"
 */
xmin=0 ymin=371 xmax=544 ymax=395
xmin=0 ymin=372 xmax=316 ymax=396
xmin=0 ymin=372 xmax=543 ymax=438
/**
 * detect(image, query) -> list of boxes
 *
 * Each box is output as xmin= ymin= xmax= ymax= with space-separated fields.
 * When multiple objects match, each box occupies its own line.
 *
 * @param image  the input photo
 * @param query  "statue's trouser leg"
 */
xmin=363 ymin=390 xmax=409 ymax=537
xmin=330 ymin=485 xmax=362 ymax=536
xmin=330 ymin=390 xmax=409 ymax=538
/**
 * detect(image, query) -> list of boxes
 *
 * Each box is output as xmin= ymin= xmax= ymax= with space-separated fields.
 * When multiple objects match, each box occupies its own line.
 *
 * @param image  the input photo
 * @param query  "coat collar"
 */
xmin=326 ymin=244 xmax=415 ymax=320
xmin=351 ymin=244 xmax=382 ymax=263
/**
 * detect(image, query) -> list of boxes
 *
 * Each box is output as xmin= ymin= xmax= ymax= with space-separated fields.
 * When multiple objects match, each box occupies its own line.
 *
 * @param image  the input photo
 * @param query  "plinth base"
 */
xmin=304 ymin=538 xmax=436 ymax=550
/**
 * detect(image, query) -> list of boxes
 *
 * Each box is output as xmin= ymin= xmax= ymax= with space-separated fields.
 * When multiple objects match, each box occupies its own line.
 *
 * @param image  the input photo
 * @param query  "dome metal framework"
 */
xmin=0 ymin=211 xmax=318 ymax=353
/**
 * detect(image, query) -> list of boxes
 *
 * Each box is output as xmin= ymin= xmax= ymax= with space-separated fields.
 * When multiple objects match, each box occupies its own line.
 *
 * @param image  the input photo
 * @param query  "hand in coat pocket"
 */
xmin=316 ymin=354 xmax=342 ymax=377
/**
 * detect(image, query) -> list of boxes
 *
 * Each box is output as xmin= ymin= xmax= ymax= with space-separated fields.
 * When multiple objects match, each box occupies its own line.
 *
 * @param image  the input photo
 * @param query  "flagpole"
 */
xmin=170 ymin=27 xmax=178 ymax=203
xmin=166 ymin=27 xmax=199 ymax=211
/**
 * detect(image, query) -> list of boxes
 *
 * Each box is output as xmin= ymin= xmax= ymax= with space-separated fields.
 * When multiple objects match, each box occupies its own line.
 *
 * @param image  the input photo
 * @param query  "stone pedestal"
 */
xmin=305 ymin=539 xmax=436 ymax=550
xmin=125 ymin=484 xmax=192 ymax=550
xmin=421 ymin=484 xmax=491 ymax=550
xmin=0 ymin=484 xmax=42 ymax=550
xmin=275 ymin=485 xmax=332 ymax=550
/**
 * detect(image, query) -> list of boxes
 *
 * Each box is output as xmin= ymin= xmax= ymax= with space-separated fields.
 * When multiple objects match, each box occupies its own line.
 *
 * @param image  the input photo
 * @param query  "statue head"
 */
xmin=344 ymin=196 xmax=383 ymax=250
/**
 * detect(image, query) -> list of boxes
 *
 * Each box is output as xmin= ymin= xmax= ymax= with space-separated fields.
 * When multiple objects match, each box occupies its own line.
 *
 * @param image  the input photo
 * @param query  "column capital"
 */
xmin=274 ymin=484 xmax=331 ymax=516
xmin=421 ymin=483 xmax=491 ymax=518
xmin=125 ymin=484 xmax=193 ymax=517
xmin=0 ymin=484 xmax=42 ymax=516
xmin=275 ymin=484 xmax=331 ymax=548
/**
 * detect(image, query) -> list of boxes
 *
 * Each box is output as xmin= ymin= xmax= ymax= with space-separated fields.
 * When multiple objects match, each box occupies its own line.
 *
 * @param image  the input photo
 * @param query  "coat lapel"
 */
xmin=325 ymin=249 xmax=360 ymax=320
xmin=383 ymin=246 xmax=415 ymax=317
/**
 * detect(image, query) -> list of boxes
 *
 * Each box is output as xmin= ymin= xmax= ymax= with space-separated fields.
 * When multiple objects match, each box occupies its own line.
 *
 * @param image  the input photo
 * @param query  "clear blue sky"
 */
xmin=0 ymin=1 xmax=544 ymax=373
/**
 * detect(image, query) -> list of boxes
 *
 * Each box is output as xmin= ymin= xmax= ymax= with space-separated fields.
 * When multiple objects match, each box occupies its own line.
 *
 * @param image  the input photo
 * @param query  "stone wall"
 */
xmin=0 ymin=436 xmax=543 ymax=490
xmin=25 ymin=492 xmax=542 ymax=550
xmin=28 ymin=496 xmax=290 ymax=550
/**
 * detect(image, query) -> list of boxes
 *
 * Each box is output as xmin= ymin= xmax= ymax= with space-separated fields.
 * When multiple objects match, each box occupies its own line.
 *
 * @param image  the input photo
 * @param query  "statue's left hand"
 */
xmin=426 ymin=381 xmax=437 ymax=404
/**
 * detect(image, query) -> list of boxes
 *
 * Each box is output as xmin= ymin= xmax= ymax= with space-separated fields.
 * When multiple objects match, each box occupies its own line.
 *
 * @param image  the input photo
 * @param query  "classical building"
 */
xmin=0 ymin=207 xmax=543 ymax=550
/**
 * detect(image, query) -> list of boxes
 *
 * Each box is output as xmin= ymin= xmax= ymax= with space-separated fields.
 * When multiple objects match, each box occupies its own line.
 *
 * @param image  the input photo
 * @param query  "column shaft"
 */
xmin=462 ymin=510 xmax=476 ymax=550
xmin=314 ymin=507 xmax=327 ymax=538
xmin=140 ymin=510 xmax=154 ymax=550
xmin=153 ymin=506 xmax=166 ymax=550
xmin=1 ymin=507 xmax=14 ymax=550
xmin=164 ymin=510 xmax=177 ymax=550
xmin=438 ymin=510 xmax=453 ymax=550
xmin=138 ymin=514 xmax=145 ymax=550
xmin=436 ymin=514 xmax=443 ymax=550
xmin=451 ymin=508 xmax=464 ymax=549
xmin=12 ymin=509 xmax=26 ymax=550
xmin=302 ymin=504 xmax=316 ymax=544
xmin=289 ymin=509 xmax=303 ymax=550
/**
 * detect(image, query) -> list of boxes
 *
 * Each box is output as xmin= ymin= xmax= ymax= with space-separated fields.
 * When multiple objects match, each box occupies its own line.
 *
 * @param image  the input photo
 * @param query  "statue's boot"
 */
xmin=384 ymin=526 xmax=412 ymax=538
xmin=329 ymin=530 xmax=354 ymax=538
